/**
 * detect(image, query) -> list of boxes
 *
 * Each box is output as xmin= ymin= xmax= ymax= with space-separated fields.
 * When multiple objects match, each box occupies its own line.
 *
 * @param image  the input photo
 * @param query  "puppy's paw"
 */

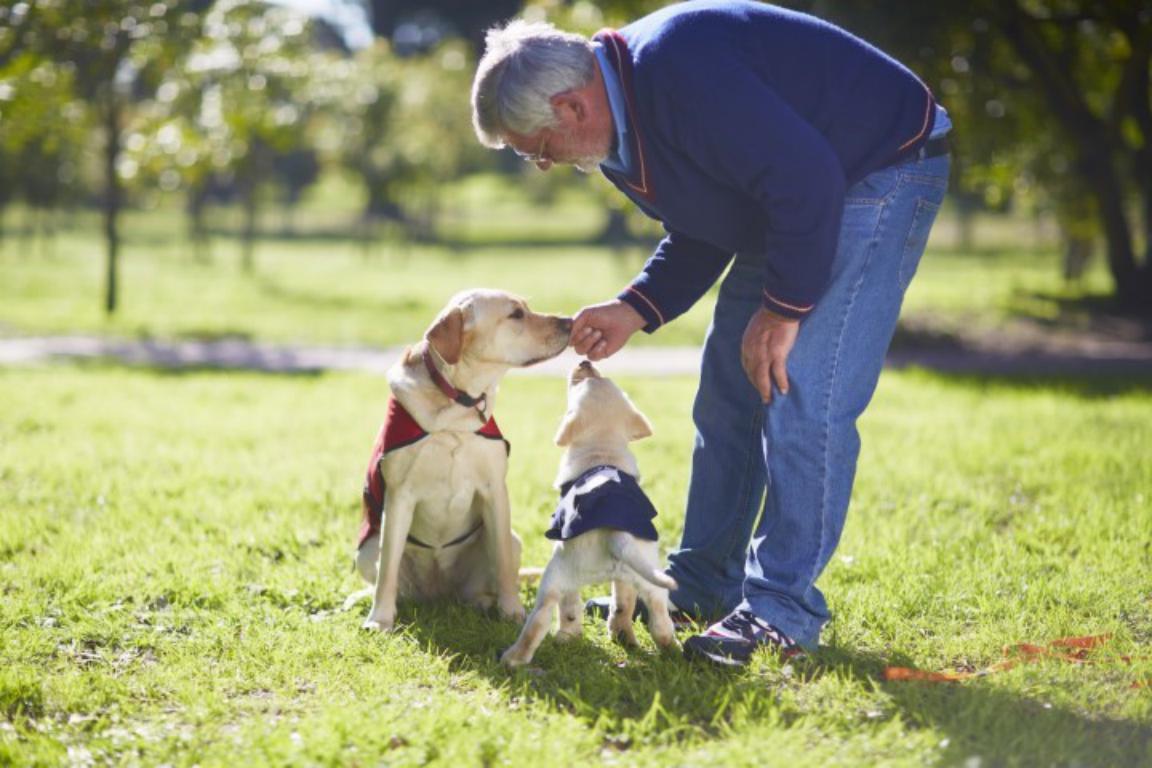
xmin=499 ymin=646 xmax=529 ymax=668
xmin=610 ymin=626 xmax=640 ymax=648
xmin=553 ymin=627 xmax=582 ymax=644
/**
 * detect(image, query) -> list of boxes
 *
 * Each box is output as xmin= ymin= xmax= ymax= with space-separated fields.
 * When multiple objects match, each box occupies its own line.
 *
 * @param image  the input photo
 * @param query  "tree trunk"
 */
xmin=241 ymin=181 xmax=257 ymax=273
xmin=103 ymin=92 xmax=121 ymax=315
xmin=187 ymin=181 xmax=212 ymax=264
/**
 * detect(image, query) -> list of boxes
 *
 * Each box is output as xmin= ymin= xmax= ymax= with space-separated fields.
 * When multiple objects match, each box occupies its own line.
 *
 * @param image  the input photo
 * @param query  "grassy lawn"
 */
xmin=2 ymin=363 xmax=1150 ymax=766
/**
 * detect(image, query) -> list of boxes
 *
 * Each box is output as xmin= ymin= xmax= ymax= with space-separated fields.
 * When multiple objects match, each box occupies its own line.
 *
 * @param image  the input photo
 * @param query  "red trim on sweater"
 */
xmin=595 ymin=29 xmax=654 ymax=201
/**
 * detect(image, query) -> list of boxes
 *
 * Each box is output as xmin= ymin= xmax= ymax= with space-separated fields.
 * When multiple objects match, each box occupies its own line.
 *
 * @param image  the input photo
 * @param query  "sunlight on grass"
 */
xmin=1 ymin=364 xmax=1149 ymax=765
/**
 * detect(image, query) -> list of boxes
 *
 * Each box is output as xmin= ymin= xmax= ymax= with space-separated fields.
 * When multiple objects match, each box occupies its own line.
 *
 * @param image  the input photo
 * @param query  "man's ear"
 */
xmin=554 ymin=411 xmax=579 ymax=447
xmin=549 ymin=90 xmax=586 ymax=123
xmin=627 ymin=409 xmax=653 ymax=442
xmin=425 ymin=306 xmax=464 ymax=365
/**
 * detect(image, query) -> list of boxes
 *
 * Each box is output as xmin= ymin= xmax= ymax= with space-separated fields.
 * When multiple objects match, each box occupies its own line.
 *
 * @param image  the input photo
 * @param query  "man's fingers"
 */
xmin=752 ymin=358 xmax=773 ymax=403
xmin=573 ymin=328 xmax=602 ymax=355
xmin=771 ymin=356 xmax=789 ymax=396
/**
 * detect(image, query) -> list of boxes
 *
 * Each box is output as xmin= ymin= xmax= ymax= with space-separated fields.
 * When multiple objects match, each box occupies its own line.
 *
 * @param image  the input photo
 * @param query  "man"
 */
xmin=471 ymin=0 xmax=951 ymax=666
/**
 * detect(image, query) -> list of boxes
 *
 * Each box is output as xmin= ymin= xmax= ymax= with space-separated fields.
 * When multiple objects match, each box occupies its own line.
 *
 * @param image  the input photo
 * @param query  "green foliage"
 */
xmin=0 ymin=365 xmax=1149 ymax=765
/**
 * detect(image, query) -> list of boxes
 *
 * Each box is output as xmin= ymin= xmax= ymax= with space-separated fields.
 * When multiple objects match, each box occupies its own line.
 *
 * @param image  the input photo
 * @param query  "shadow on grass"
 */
xmin=1011 ymin=291 xmax=1152 ymax=333
xmin=905 ymin=369 xmax=1152 ymax=400
xmin=818 ymin=645 xmax=1152 ymax=766
xmin=393 ymin=602 xmax=1151 ymax=762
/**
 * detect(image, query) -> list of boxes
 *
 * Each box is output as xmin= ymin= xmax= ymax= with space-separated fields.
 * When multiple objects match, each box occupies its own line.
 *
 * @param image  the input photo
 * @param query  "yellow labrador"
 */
xmin=355 ymin=289 xmax=571 ymax=632
xmin=501 ymin=361 xmax=678 ymax=667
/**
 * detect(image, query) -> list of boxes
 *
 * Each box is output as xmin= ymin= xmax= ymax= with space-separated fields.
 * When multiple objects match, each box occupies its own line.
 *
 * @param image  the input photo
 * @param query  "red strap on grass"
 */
xmin=883 ymin=634 xmax=1150 ymax=689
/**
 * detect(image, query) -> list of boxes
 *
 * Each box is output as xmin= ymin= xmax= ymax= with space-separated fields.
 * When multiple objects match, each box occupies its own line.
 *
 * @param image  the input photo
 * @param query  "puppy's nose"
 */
xmin=579 ymin=360 xmax=592 ymax=369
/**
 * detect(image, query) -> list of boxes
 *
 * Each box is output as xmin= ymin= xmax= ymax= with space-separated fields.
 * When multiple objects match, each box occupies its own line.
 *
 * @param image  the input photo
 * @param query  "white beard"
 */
xmin=573 ymin=151 xmax=609 ymax=174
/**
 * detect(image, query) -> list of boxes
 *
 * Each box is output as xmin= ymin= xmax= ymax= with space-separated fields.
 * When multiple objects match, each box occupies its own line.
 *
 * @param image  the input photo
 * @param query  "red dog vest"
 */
xmin=358 ymin=398 xmax=509 ymax=549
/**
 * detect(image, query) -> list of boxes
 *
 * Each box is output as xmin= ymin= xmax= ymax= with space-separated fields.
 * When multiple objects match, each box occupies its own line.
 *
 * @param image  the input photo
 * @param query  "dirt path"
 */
xmin=1 ymin=332 xmax=1150 ymax=377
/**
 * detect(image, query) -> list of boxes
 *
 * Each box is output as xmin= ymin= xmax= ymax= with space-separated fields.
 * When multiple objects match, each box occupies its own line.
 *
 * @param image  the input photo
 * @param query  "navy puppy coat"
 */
xmin=546 ymin=465 xmax=659 ymax=542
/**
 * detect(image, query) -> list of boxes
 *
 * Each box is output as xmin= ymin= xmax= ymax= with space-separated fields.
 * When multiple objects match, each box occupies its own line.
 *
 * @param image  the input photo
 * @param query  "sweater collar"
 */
xmin=592 ymin=29 xmax=654 ymax=201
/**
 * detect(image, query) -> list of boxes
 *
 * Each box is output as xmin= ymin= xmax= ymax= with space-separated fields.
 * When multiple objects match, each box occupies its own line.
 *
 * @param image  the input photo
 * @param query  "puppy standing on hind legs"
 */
xmin=501 ymin=361 xmax=678 ymax=668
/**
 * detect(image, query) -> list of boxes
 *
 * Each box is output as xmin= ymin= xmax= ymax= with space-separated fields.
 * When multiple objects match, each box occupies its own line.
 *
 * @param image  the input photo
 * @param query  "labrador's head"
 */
xmin=554 ymin=360 xmax=653 ymax=448
xmin=425 ymin=289 xmax=572 ymax=368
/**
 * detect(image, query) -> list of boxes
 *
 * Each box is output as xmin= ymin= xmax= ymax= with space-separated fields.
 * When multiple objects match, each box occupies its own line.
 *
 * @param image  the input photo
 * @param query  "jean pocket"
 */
xmin=899 ymin=198 xmax=941 ymax=291
xmin=846 ymin=166 xmax=901 ymax=205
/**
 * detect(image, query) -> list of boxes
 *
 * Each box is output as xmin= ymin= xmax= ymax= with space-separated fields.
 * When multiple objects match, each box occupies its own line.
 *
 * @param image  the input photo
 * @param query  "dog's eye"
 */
xmin=509 ymin=308 xmax=525 ymax=320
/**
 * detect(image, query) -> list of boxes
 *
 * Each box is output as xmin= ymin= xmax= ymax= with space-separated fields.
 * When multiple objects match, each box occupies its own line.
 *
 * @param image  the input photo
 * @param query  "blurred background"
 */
xmin=0 ymin=0 xmax=1149 ymax=354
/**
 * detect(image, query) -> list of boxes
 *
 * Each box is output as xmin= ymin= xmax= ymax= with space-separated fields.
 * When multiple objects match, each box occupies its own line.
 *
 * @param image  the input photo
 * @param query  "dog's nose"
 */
xmin=579 ymin=360 xmax=592 ymax=369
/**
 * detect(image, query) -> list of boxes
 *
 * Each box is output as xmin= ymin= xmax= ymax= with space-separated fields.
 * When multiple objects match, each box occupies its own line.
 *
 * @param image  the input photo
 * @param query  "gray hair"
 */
xmin=471 ymin=19 xmax=596 ymax=148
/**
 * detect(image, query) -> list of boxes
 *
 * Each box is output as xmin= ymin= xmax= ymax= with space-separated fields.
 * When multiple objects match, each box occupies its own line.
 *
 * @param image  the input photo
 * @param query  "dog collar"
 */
xmin=422 ymin=345 xmax=488 ymax=424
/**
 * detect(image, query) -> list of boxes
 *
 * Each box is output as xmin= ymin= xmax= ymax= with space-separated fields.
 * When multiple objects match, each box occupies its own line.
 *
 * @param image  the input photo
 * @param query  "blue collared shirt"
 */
xmin=594 ymin=42 xmax=633 ymax=175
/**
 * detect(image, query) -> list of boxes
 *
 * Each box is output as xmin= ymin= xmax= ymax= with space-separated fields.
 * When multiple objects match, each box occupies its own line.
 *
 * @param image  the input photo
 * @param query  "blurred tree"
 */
xmin=4 ymin=1 xmax=207 ymax=313
xmin=368 ymin=0 xmax=520 ymax=52
xmin=803 ymin=0 xmax=1152 ymax=311
xmin=183 ymin=0 xmax=330 ymax=272
xmin=0 ymin=51 xmax=86 ymax=251
xmin=985 ymin=1 xmax=1152 ymax=311
xmin=328 ymin=39 xmax=487 ymax=248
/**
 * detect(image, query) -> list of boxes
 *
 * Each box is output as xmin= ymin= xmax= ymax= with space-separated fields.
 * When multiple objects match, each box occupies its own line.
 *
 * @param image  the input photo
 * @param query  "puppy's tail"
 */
xmin=518 ymin=566 xmax=545 ymax=584
xmin=608 ymin=532 xmax=678 ymax=591
xmin=341 ymin=587 xmax=374 ymax=612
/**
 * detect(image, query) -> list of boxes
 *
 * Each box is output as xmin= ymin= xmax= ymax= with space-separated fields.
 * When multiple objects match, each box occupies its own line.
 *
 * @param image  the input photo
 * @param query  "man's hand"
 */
xmin=571 ymin=300 xmax=647 ymax=360
xmin=741 ymin=308 xmax=800 ymax=403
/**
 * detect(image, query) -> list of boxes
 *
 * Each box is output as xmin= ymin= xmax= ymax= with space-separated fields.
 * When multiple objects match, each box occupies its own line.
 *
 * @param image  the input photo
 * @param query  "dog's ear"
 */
xmin=425 ymin=306 xmax=465 ymax=365
xmin=554 ymin=411 xmax=578 ymax=447
xmin=627 ymin=408 xmax=653 ymax=442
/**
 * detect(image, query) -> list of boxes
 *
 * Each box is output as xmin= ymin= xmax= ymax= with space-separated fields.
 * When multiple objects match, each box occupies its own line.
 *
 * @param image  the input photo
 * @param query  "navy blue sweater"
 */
xmin=595 ymin=1 xmax=936 ymax=325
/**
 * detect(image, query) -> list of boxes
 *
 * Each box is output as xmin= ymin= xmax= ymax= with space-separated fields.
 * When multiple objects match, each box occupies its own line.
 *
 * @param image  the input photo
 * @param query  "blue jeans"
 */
xmin=667 ymin=151 xmax=950 ymax=648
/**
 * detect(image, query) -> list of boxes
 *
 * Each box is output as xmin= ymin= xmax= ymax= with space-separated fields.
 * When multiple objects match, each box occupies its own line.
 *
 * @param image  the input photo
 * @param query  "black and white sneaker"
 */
xmin=682 ymin=609 xmax=803 ymax=667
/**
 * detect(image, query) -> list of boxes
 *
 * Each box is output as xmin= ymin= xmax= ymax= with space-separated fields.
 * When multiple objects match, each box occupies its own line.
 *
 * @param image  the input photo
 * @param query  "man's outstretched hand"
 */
xmin=741 ymin=308 xmax=799 ymax=403
xmin=571 ymin=300 xmax=647 ymax=360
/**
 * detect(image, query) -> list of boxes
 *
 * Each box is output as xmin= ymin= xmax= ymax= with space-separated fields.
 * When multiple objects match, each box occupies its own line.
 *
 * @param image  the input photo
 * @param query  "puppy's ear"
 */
xmin=425 ymin=306 xmax=464 ymax=365
xmin=554 ymin=411 xmax=579 ymax=447
xmin=627 ymin=409 xmax=653 ymax=442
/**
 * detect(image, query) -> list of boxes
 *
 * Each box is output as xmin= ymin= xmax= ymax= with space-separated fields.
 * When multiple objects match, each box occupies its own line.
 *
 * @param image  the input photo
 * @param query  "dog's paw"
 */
xmin=361 ymin=616 xmax=395 ymax=633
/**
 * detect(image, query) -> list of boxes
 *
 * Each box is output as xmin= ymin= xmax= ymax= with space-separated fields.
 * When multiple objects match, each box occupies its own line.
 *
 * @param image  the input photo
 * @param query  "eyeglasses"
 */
xmin=512 ymin=132 xmax=549 ymax=164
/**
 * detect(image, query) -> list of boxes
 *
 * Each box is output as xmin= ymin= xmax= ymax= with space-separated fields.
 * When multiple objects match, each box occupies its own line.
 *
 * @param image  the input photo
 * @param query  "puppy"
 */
xmin=355 ymin=289 xmax=571 ymax=632
xmin=501 ymin=361 xmax=677 ymax=667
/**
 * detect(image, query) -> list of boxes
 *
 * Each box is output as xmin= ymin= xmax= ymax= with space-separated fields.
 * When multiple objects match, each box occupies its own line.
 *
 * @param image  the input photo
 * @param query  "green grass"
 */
xmin=2 ymin=363 xmax=1150 ymax=766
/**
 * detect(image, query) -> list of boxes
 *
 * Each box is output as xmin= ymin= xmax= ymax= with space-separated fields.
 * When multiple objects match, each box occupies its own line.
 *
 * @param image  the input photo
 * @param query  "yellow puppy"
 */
xmin=501 ymin=361 xmax=677 ymax=667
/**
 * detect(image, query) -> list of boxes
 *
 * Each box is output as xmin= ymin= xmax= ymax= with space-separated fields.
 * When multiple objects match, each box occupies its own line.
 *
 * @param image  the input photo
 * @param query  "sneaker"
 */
xmin=682 ymin=609 xmax=803 ymax=667
xmin=583 ymin=595 xmax=700 ymax=631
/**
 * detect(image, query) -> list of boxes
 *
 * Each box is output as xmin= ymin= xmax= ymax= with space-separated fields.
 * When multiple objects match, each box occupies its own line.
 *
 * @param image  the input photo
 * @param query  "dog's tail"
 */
xmin=608 ymin=532 xmax=678 ymax=591
xmin=518 ymin=566 xmax=545 ymax=584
